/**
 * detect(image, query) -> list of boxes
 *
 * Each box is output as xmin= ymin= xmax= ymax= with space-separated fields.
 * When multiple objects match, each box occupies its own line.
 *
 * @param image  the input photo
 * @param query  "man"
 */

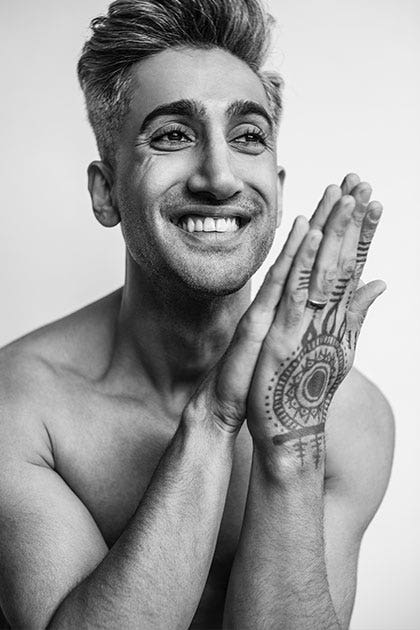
xmin=0 ymin=0 xmax=394 ymax=628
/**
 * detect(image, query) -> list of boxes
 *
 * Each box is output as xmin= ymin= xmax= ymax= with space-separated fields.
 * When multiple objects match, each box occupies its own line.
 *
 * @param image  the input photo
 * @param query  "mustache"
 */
xmin=161 ymin=190 xmax=265 ymax=217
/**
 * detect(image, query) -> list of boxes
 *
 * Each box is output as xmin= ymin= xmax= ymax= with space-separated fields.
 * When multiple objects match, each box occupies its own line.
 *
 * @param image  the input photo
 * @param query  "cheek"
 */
xmin=235 ymin=153 xmax=278 ymax=204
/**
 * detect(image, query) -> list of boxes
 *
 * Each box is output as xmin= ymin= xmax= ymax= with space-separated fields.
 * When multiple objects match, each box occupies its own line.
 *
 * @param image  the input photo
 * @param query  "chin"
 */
xmin=176 ymin=264 xmax=256 ymax=298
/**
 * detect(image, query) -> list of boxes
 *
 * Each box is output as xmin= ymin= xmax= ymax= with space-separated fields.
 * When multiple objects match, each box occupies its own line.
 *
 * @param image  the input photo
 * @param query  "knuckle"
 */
xmin=236 ymin=312 xmax=265 ymax=345
xmin=211 ymin=398 xmax=244 ymax=428
xmin=266 ymin=265 xmax=285 ymax=287
xmin=236 ymin=314 xmax=253 ymax=341
xmin=361 ymin=226 xmax=376 ymax=241
xmin=290 ymin=288 xmax=307 ymax=306
xmin=341 ymin=257 xmax=357 ymax=277
xmin=315 ymin=267 xmax=336 ymax=296
xmin=284 ymin=310 xmax=302 ymax=328
xmin=352 ymin=207 xmax=366 ymax=227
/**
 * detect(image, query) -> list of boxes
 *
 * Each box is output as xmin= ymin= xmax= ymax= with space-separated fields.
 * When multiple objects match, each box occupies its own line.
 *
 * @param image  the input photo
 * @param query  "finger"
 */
xmin=309 ymin=184 xmax=342 ymax=230
xmin=308 ymin=195 xmax=355 ymax=303
xmin=340 ymin=172 xmax=361 ymax=195
xmin=217 ymin=216 xmax=310 ymax=400
xmin=335 ymin=182 xmax=372 ymax=301
xmin=250 ymin=215 xmax=309 ymax=318
xmin=275 ymin=228 xmax=323 ymax=332
xmin=346 ymin=279 xmax=387 ymax=332
xmin=353 ymin=201 xmax=383 ymax=284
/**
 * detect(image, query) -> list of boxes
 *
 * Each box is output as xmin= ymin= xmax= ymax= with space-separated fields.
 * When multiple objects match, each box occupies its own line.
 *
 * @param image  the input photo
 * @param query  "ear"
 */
xmin=276 ymin=166 xmax=286 ymax=228
xmin=87 ymin=161 xmax=121 ymax=227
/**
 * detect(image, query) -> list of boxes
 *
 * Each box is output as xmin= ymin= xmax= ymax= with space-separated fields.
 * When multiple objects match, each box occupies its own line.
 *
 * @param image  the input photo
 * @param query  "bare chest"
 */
xmin=49 ymin=394 xmax=252 ymax=626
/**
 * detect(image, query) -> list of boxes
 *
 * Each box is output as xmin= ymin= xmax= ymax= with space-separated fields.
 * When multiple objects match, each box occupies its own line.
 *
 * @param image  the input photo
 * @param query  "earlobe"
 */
xmin=276 ymin=166 xmax=286 ymax=229
xmin=87 ymin=161 xmax=121 ymax=227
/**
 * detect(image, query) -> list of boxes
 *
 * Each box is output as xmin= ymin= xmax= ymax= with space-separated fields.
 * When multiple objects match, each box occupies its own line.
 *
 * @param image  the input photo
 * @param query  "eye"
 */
xmin=230 ymin=126 xmax=268 ymax=155
xmin=150 ymin=124 xmax=195 ymax=151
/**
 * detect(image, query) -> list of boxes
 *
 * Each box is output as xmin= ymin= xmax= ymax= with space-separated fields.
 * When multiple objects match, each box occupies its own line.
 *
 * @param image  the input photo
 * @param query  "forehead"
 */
xmin=127 ymin=47 xmax=270 ymax=123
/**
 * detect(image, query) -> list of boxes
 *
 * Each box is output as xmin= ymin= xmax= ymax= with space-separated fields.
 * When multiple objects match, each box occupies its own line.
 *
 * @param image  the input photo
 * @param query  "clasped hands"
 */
xmin=187 ymin=173 xmax=385 ymax=466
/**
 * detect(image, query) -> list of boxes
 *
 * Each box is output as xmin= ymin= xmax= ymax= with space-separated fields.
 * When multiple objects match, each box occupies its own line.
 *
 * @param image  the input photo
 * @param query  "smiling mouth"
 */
xmin=172 ymin=215 xmax=247 ymax=233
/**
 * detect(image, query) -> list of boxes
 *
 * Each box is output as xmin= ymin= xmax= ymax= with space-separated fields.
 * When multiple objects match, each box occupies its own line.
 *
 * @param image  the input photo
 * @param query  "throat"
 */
xmin=103 ymin=255 xmax=251 ymax=408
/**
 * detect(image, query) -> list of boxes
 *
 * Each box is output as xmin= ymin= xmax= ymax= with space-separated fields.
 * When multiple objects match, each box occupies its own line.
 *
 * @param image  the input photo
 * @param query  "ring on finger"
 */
xmin=306 ymin=298 xmax=328 ymax=311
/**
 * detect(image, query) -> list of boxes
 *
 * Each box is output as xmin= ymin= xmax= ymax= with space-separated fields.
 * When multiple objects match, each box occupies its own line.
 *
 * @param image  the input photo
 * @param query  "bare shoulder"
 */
xmin=1 ymin=289 xmax=121 ymax=379
xmin=0 ymin=290 xmax=121 ymax=455
xmin=326 ymin=367 xmax=395 ymax=532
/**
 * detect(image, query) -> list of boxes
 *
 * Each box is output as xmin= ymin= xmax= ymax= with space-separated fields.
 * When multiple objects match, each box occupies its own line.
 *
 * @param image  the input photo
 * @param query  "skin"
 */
xmin=0 ymin=48 xmax=394 ymax=629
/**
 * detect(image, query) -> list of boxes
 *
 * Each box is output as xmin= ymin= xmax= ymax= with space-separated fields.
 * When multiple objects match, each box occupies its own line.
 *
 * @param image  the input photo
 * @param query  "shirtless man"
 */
xmin=0 ymin=1 xmax=394 ymax=628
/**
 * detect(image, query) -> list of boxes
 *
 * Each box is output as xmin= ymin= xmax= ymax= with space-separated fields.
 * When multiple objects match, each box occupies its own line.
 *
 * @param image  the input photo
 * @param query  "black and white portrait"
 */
xmin=0 ymin=1 xmax=417 ymax=628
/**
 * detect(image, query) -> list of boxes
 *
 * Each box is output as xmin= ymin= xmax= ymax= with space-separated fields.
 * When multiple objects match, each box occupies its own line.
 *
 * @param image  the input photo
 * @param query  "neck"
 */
xmin=108 ymin=253 xmax=251 ymax=414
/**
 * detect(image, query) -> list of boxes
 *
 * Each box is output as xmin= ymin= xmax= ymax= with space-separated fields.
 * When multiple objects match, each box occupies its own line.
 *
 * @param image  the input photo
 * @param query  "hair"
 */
xmin=78 ymin=0 xmax=283 ymax=166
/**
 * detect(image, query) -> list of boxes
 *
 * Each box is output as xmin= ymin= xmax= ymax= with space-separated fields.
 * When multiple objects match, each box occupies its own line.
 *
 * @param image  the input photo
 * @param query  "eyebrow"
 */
xmin=139 ymin=98 xmax=273 ymax=134
xmin=139 ymin=99 xmax=206 ymax=134
xmin=226 ymin=99 xmax=274 ymax=131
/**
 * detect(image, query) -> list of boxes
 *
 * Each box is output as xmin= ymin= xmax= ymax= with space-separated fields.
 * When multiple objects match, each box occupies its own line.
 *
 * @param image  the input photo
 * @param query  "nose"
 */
xmin=187 ymin=138 xmax=244 ymax=200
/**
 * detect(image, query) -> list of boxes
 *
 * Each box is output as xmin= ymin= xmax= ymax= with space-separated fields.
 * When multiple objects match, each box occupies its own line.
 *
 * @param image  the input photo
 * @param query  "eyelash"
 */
xmin=150 ymin=124 xmax=268 ymax=148
xmin=234 ymin=127 xmax=268 ymax=145
xmin=151 ymin=124 xmax=193 ymax=144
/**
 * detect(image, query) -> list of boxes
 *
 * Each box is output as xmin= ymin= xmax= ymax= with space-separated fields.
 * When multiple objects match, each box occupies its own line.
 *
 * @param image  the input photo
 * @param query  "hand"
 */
xmin=245 ymin=174 xmax=385 ymax=466
xmin=185 ymin=209 xmax=311 ymax=436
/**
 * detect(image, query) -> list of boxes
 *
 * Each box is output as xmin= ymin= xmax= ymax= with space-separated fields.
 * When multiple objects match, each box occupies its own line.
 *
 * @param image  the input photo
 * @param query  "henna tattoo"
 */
xmin=297 ymin=269 xmax=312 ymax=290
xmin=355 ymin=240 xmax=370 ymax=277
xmin=329 ymin=277 xmax=348 ymax=303
xmin=346 ymin=329 xmax=359 ymax=351
xmin=268 ymin=294 xmax=348 ymax=466
xmin=272 ymin=423 xmax=325 ymax=445
xmin=356 ymin=240 xmax=370 ymax=256
xmin=311 ymin=432 xmax=325 ymax=469
xmin=271 ymin=334 xmax=344 ymax=434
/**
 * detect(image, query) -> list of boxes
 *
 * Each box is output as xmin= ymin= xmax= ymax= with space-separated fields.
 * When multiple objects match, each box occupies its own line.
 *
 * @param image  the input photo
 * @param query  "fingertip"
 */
xmin=344 ymin=172 xmax=360 ymax=180
xmin=367 ymin=201 xmax=383 ymax=221
xmin=365 ymin=279 xmax=387 ymax=299
xmin=325 ymin=184 xmax=342 ymax=199
xmin=293 ymin=215 xmax=310 ymax=235
xmin=340 ymin=172 xmax=360 ymax=192
xmin=376 ymin=279 xmax=387 ymax=294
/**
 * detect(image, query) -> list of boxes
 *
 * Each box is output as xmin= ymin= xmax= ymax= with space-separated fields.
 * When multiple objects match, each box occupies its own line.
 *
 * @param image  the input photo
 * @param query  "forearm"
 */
xmin=49 ymin=412 xmax=234 ymax=629
xmin=224 ymin=447 xmax=341 ymax=630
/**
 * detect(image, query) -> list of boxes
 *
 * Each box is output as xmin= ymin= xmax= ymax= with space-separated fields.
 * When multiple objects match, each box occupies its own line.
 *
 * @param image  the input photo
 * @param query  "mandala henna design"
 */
xmin=271 ymin=334 xmax=345 ymax=435
xmin=268 ymin=293 xmax=349 ymax=465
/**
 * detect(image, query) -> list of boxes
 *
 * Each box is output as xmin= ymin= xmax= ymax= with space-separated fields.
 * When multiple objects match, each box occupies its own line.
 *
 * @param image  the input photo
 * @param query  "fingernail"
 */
xmin=368 ymin=204 xmax=383 ymax=222
xmin=359 ymin=187 xmax=371 ymax=203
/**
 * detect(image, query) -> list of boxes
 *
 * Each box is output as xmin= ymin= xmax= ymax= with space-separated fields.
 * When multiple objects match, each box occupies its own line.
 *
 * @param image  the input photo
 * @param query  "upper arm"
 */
xmin=323 ymin=368 xmax=395 ymax=627
xmin=0 ymin=354 xmax=108 ymax=628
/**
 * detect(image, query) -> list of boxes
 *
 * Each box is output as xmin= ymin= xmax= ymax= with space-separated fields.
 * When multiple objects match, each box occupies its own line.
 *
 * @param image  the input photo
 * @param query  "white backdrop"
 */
xmin=0 ymin=1 xmax=418 ymax=628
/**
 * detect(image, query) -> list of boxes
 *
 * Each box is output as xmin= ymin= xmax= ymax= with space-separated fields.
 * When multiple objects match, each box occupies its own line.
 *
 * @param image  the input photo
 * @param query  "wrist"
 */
xmin=181 ymin=396 xmax=238 ymax=460
xmin=252 ymin=434 xmax=326 ymax=488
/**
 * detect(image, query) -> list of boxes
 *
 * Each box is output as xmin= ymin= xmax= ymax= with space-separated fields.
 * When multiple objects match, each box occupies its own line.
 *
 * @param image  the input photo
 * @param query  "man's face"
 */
xmin=114 ymin=47 xmax=282 ymax=296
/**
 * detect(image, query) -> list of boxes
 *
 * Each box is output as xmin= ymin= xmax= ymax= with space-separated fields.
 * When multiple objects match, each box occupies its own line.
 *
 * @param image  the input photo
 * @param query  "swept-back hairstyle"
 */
xmin=78 ymin=0 xmax=283 ymax=165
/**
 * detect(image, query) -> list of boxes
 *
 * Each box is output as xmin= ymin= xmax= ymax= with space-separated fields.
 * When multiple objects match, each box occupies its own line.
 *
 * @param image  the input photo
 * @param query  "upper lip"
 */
xmin=169 ymin=205 xmax=253 ymax=223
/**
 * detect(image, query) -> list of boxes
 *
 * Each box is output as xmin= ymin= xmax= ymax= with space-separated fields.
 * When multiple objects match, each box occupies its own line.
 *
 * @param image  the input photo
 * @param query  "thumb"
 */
xmin=347 ymin=279 xmax=387 ymax=330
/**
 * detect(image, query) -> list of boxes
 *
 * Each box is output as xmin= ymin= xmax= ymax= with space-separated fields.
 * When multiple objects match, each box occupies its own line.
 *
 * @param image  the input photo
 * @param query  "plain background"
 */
xmin=0 ymin=1 xmax=418 ymax=628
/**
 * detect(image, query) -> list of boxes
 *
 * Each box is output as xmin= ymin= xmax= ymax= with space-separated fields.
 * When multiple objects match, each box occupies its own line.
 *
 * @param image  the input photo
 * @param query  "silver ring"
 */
xmin=306 ymin=298 xmax=328 ymax=311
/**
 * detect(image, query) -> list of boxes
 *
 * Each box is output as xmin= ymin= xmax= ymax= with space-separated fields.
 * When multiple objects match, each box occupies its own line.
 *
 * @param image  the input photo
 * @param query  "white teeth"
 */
xmin=215 ymin=218 xmax=227 ymax=232
xmin=177 ymin=215 xmax=242 ymax=233
xmin=203 ymin=217 xmax=216 ymax=231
